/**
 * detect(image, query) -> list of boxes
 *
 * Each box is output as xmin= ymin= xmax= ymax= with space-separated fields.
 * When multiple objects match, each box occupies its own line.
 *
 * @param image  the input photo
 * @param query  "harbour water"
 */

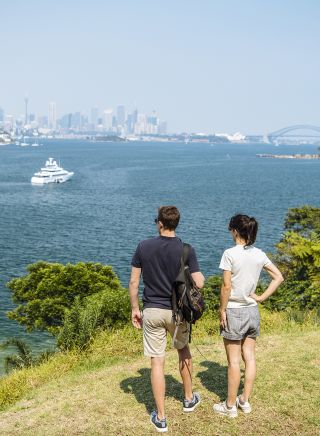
xmin=0 ymin=140 xmax=319 ymax=372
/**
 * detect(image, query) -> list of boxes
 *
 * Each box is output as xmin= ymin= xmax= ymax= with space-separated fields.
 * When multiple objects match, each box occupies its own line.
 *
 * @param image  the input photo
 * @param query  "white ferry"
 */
xmin=31 ymin=157 xmax=74 ymax=184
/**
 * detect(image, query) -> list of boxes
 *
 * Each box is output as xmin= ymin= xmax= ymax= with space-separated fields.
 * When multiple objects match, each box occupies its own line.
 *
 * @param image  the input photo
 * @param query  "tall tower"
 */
xmin=48 ymin=102 xmax=57 ymax=130
xmin=117 ymin=105 xmax=126 ymax=126
xmin=24 ymin=95 xmax=29 ymax=125
xmin=90 ymin=107 xmax=99 ymax=129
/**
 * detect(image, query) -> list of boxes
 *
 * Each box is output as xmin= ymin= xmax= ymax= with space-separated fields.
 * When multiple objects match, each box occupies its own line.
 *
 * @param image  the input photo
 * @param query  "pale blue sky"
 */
xmin=1 ymin=0 xmax=319 ymax=133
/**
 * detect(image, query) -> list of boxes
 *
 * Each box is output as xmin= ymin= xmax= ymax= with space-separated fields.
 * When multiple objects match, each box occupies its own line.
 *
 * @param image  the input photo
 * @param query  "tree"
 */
xmin=57 ymin=286 xmax=131 ymax=350
xmin=267 ymin=206 xmax=320 ymax=310
xmin=0 ymin=338 xmax=34 ymax=373
xmin=201 ymin=275 xmax=221 ymax=313
xmin=284 ymin=205 xmax=320 ymax=236
xmin=7 ymin=262 xmax=125 ymax=335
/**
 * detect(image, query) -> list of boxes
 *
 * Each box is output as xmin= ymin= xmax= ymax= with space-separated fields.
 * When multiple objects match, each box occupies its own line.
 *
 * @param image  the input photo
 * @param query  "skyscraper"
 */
xmin=116 ymin=105 xmax=126 ymax=126
xmin=24 ymin=95 xmax=29 ymax=125
xmin=0 ymin=107 xmax=4 ymax=125
xmin=103 ymin=109 xmax=113 ymax=131
xmin=48 ymin=102 xmax=57 ymax=130
xmin=90 ymin=107 xmax=99 ymax=129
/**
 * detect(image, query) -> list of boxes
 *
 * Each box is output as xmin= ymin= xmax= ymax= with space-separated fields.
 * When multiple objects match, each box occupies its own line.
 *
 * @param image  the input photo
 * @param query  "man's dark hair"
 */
xmin=158 ymin=206 xmax=180 ymax=230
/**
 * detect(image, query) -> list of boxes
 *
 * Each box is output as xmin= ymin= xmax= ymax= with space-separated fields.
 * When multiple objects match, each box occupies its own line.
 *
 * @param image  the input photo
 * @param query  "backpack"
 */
xmin=172 ymin=243 xmax=205 ymax=343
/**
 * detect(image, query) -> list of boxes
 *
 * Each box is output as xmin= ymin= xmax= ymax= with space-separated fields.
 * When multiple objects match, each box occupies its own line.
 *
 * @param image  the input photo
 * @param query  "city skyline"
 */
xmin=1 ymin=1 xmax=319 ymax=133
xmin=0 ymin=100 xmax=168 ymax=136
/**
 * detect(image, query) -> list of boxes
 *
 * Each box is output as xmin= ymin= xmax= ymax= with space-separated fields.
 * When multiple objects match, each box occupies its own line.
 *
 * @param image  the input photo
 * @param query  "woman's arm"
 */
xmin=219 ymin=270 xmax=232 ymax=328
xmin=250 ymin=263 xmax=284 ymax=303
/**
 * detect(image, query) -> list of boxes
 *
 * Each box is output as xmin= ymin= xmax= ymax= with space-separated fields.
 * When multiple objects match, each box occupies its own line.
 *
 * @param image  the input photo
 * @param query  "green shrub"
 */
xmin=7 ymin=262 xmax=123 ymax=335
xmin=57 ymin=287 xmax=131 ymax=350
xmin=202 ymin=275 xmax=221 ymax=313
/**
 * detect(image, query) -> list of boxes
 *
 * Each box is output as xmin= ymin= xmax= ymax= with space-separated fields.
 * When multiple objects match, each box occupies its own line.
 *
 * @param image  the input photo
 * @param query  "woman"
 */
xmin=213 ymin=214 xmax=284 ymax=418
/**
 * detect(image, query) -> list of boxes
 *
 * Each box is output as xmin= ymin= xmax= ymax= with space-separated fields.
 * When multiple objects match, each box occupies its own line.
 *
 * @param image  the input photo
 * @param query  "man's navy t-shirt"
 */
xmin=131 ymin=236 xmax=200 ymax=310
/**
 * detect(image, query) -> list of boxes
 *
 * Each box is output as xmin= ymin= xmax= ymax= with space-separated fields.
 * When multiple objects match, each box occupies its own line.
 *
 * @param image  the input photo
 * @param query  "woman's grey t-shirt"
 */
xmin=219 ymin=244 xmax=272 ymax=308
xmin=131 ymin=236 xmax=200 ymax=310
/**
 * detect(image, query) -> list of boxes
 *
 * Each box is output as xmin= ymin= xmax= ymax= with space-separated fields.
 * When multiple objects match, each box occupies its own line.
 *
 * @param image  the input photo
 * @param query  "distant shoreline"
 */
xmin=257 ymin=153 xmax=320 ymax=160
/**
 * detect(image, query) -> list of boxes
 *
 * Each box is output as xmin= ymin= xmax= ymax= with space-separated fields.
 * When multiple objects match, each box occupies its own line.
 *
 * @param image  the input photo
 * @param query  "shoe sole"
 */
xmin=213 ymin=407 xmax=237 ymax=418
xmin=150 ymin=416 xmax=168 ymax=433
xmin=183 ymin=397 xmax=201 ymax=412
xmin=238 ymin=407 xmax=252 ymax=414
xmin=236 ymin=398 xmax=252 ymax=414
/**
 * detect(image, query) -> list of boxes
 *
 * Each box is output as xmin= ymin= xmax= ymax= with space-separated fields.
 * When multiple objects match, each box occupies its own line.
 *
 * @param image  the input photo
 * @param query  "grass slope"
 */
xmin=0 ymin=329 xmax=319 ymax=435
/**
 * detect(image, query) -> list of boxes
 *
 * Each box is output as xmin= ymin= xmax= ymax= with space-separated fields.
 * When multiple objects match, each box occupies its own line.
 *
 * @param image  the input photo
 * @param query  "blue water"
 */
xmin=0 ymin=140 xmax=319 ymax=372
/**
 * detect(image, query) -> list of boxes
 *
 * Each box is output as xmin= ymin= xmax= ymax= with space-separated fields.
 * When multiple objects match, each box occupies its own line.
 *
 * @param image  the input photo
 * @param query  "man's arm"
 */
xmin=188 ymin=245 xmax=205 ymax=288
xmin=129 ymin=266 xmax=142 ymax=329
xmin=219 ymin=270 xmax=232 ymax=329
xmin=191 ymin=271 xmax=205 ymax=289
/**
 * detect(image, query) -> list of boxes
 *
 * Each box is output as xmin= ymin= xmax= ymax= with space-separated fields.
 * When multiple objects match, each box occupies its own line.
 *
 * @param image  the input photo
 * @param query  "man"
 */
xmin=129 ymin=205 xmax=205 ymax=433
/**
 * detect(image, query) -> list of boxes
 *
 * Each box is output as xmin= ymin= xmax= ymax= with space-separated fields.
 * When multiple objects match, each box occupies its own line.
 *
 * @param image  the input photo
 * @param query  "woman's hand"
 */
xmin=220 ymin=310 xmax=227 ymax=329
xmin=250 ymin=293 xmax=263 ymax=303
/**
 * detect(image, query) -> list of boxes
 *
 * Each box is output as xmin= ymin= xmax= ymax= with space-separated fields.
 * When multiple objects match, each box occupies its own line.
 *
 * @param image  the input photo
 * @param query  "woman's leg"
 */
xmin=240 ymin=337 xmax=256 ymax=402
xmin=224 ymin=339 xmax=242 ymax=406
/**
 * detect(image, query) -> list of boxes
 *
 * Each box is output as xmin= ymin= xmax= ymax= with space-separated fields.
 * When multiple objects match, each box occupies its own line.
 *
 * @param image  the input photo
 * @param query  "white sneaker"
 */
xmin=236 ymin=396 xmax=252 ymax=413
xmin=213 ymin=401 xmax=238 ymax=418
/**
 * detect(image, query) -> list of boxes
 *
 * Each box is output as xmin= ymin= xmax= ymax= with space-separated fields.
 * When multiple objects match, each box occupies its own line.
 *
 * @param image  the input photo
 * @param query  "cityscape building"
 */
xmin=90 ymin=107 xmax=99 ymax=129
xmin=0 ymin=107 xmax=4 ymax=126
xmin=48 ymin=102 xmax=57 ymax=130
xmin=116 ymin=105 xmax=126 ymax=127
xmin=24 ymin=96 xmax=29 ymax=126
xmin=103 ymin=109 xmax=113 ymax=131
xmin=0 ymin=100 xmax=168 ymax=137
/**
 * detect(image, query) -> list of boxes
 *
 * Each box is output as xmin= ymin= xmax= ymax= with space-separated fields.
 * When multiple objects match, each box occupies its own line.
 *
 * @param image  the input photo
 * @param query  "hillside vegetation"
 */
xmin=0 ymin=311 xmax=319 ymax=435
xmin=0 ymin=205 xmax=319 ymax=434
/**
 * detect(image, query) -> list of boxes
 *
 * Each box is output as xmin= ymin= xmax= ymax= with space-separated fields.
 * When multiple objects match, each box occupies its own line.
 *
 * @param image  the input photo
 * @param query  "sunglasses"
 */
xmin=154 ymin=218 xmax=159 ymax=224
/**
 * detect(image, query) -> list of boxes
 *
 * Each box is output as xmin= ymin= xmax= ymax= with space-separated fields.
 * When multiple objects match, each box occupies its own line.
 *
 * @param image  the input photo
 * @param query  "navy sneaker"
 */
xmin=150 ymin=410 xmax=168 ymax=433
xmin=183 ymin=392 xmax=201 ymax=412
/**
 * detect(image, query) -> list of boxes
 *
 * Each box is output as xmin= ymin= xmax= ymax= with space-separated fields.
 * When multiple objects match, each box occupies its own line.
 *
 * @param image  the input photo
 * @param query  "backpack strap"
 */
xmin=182 ymin=243 xmax=190 ymax=266
xmin=171 ymin=243 xmax=191 ymax=347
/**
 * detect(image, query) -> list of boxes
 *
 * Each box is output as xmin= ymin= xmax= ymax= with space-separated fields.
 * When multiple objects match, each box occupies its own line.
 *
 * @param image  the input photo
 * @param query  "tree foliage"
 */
xmin=284 ymin=205 xmax=320 ymax=236
xmin=0 ymin=338 xmax=34 ymax=373
xmin=57 ymin=287 xmax=131 ymax=350
xmin=267 ymin=206 xmax=320 ymax=310
xmin=201 ymin=275 xmax=221 ymax=313
xmin=7 ymin=262 xmax=124 ymax=335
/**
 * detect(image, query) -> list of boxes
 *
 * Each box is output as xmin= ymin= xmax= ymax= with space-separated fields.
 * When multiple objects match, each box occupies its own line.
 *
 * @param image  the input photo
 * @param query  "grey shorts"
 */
xmin=221 ymin=306 xmax=260 ymax=341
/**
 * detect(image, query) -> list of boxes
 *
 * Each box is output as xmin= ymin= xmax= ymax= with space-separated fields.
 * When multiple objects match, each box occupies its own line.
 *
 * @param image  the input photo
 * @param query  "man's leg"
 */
xmin=224 ymin=339 xmax=242 ymax=406
xmin=151 ymin=356 xmax=166 ymax=420
xmin=240 ymin=337 xmax=256 ymax=402
xmin=178 ymin=345 xmax=193 ymax=401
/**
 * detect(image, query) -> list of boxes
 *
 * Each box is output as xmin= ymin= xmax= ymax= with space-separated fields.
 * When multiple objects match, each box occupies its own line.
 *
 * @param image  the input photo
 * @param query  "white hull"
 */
xmin=31 ymin=172 xmax=74 ymax=184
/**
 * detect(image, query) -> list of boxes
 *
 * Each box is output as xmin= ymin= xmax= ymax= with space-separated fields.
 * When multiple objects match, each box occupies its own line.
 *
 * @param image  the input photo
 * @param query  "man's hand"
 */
xmin=220 ymin=310 xmax=227 ymax=329
xmin=131 ymin=308 xmax=142 ymax=329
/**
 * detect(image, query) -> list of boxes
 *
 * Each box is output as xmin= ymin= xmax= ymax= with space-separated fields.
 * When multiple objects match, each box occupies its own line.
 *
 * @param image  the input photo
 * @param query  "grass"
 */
xmin=0 ymin=311 xmax=319 ymax=435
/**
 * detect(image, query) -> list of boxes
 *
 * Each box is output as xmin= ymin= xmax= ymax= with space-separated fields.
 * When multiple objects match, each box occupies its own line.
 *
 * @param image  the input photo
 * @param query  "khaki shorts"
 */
xmin=143 ymin=308 xmax=189 ymax=357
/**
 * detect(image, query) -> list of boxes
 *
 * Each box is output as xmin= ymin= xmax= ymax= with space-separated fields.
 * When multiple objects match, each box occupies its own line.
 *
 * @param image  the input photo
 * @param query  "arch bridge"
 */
xmin=267 ymin=124 xmax=320 ymax=143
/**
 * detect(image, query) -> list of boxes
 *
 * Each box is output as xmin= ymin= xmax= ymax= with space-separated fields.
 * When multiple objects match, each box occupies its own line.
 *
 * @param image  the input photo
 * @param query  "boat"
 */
xmin=31 ymin=157 xmax=74 ymax=184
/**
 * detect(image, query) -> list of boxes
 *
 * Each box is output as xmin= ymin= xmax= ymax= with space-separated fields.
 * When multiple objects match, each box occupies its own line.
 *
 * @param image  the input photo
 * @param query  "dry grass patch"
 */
xmin=0 ymin=330 xmax=319 ymax=435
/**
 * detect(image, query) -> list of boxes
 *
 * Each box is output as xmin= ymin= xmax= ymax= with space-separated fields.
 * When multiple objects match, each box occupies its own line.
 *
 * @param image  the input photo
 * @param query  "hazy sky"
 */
xmin=1 ymin=0 xmax=319 ymax=133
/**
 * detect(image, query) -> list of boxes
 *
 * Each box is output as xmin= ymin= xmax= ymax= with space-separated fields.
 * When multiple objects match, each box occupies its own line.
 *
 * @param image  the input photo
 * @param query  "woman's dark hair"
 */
xmin=158 ymin=206 xmax=180 ymax=230
xmin=228 ymin=214 xmax=258 ymax=247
